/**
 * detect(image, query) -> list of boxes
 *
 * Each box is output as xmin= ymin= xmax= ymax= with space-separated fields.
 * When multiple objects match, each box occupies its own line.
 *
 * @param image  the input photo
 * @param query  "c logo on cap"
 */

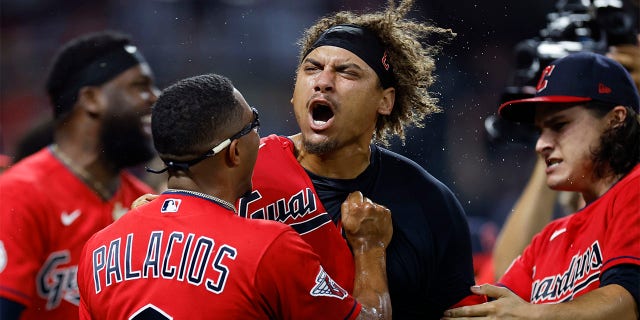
xmin=381 ymin=51 xmax=390 ymax=71
xmin=536 ymin=65 xmax=555 ymax=93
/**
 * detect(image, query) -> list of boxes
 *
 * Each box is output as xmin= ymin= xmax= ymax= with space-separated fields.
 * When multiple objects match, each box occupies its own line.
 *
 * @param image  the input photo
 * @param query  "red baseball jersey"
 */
xmin=500 ymin=164 xmax=640 ymax=303
xmin=0 ymin=147 xmax=153 ymax=320
xmin=77 ymin=191 xmax=361 ymax=320
xmin=236 ymin=134 xmax=355 ymax=293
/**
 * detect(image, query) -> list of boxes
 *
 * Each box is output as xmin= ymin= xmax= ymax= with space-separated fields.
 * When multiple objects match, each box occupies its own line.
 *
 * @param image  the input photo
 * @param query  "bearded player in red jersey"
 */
xmin=78 ymin=73 xmax=393 ymax=319
xmin=444 ymin=52 xmax=640 ymax=319
xmin=0 ymin=31 xmax=159 ymax=319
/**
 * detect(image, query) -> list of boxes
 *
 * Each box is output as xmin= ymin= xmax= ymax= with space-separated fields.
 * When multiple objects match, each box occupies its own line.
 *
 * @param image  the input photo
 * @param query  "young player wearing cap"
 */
xmin=443 ymin=52 xmax=640 ymax=319
xmin=491 ymin=35 xmax=640 ymax=284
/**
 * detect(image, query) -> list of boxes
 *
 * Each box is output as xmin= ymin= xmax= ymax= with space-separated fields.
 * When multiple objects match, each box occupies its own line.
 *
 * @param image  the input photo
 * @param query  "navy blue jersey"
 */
xmin=308 ymin=144 xmax=477 ymax=319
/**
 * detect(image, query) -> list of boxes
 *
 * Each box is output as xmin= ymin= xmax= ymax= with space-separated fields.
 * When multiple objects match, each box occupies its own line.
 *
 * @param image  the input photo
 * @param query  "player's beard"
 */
xmin=99 ymin=109 xmax=155 ymax=171
xmin=302 ymin=136 xmax=339 ymax=155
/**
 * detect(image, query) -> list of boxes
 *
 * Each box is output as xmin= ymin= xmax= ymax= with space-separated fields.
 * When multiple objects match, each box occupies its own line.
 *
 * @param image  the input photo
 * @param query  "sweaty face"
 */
xmin=291 ymin=46 xmax=388 ymax=155
xmin=534 ymin=104 xmax=608 ymax=193
xmin=98 ymin=63 xmax=160 ymax=170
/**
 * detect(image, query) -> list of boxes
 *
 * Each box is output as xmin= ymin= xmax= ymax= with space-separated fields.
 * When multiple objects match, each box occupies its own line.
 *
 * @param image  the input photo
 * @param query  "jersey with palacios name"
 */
xmin=0 ymin=147 xmax=153 ymax=320
xmin=236 ymin=135 xmax=356 ymax=294
xmin=77 ymin=191 xmax=360 ymax=320
xmin=500 ymin=164 xmax=640 ymax=303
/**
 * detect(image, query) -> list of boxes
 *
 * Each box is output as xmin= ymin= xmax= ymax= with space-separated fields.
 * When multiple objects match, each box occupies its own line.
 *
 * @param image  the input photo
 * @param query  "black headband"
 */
xmin=54 ymin=45 xmax=147 ymax=118
xmin=304 ymin=24 xmax=394 ymax=88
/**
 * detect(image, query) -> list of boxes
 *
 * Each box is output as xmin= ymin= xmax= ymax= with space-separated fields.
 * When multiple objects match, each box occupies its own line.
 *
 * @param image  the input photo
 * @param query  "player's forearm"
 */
xmin=493 ymin=159 xmax=556 ymax=279
xmin=353 ymin=246 xmax=391 ymax=320
xmin=534 ymin=284 xmax=638 ymax=320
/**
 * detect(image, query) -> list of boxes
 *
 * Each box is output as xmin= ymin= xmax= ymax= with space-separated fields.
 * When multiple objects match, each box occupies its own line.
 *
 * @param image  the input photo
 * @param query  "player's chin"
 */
xmin=547 ymin=178 xmax=575 ymax=192
xmin=302 ymin=133 xmax=338 ymax=155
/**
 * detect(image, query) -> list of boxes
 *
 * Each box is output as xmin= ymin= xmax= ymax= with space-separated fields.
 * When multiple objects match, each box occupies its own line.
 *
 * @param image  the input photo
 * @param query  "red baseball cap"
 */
xmin=498 ymin=52 xmax=640 ymax=123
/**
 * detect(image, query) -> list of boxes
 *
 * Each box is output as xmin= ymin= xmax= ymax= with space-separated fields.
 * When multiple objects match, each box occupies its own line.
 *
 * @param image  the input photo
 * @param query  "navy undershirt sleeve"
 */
xmin=600 ymin=264 xmax=640 ymax=309
xmin=0 ymin=297 xmax=25 ymax=320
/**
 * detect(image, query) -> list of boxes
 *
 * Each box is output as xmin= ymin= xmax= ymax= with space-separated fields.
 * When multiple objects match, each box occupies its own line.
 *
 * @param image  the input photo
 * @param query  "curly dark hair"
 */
xmin=46 ymin=30 xmax=132 ymax=120
xmin=589 ymin=102 xmax=640 ymax=179
xmin=297 ymin=0 xmax=455 ymax=144
xmin=151 ymin=74 xmax=242 ymax=161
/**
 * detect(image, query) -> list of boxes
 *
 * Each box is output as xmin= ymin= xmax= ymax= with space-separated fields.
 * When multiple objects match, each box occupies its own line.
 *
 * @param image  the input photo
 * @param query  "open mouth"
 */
xmin=311 ymin=104 xmax=334 ymax=126
xmin=546 ymin=158 xmax=561 ymax=168
xmin=141 ymin=114 xmax=152 ymax=137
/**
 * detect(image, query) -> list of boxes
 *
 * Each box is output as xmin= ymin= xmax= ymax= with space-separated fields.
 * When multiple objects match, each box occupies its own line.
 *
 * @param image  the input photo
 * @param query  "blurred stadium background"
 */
xmin=4 ymin=0 xmax=632 ymax=254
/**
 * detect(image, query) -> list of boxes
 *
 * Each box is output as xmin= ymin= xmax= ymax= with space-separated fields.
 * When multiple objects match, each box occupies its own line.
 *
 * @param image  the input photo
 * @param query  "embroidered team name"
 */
xmin=238 ymin=188 xmax=317 ymax=222
xmin=92 ymin=231 xmax=237 ymax=295
xmin=531 ymin=241 xmax=603 ymax=303
xmin=37 ymin=251 xmax=80 ymax=309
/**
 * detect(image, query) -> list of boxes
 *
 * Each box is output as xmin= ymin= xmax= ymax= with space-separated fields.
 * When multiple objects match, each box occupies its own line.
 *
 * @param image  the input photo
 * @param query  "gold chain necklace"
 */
xmin=166 ymin=189 xmax=237 ymax=213
xmin=50 ymin=144 xmax=115 ymax=200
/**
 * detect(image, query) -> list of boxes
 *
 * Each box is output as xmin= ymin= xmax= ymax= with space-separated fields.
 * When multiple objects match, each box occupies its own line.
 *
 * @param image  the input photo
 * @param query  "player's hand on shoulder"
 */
xmin=131 ymin=193 xmax=159 ymax=209
xmin=442 ymin=284 xmax=532 ymax=319
xmin=341 ymin=191 xmax=392 ymax=253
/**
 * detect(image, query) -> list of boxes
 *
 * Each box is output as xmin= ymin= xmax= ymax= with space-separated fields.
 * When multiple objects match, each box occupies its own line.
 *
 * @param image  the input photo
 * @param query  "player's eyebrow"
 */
xmin=536 ymin=113 xmax=568 ymax=128
xmin=132 ymin=74 xmax=153 ymax=84
xmin=335 ymin=62 xmax=364 ymax=72
xmin=303 ymin=57 xmax=365 ymax=72
xmin=303 ymin=57 xmax=322 ymax=67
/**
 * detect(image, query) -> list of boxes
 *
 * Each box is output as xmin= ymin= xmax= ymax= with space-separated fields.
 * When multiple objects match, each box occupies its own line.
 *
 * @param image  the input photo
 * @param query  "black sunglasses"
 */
xmin=147 ymin=107 xmax=260 ymax=174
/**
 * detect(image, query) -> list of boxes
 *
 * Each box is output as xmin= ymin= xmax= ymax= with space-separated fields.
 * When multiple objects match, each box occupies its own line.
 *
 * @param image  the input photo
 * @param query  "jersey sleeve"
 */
xmin=254 ymin=229 xmax=361 ymax=320
xmin=602 ymin=178 xmax=640 ymax=271
xmin=0 ymin=179 xmax=47 ymax=306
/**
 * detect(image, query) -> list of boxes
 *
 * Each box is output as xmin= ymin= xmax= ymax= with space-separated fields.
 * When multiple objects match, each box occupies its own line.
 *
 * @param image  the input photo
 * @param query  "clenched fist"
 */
xmin=341 ymin=191 xmax=393 ymax=253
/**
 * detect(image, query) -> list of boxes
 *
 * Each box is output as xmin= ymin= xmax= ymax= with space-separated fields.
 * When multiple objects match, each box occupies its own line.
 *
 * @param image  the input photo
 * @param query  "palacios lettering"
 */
xmin=91 ymin=231 xmax=237 ymax=295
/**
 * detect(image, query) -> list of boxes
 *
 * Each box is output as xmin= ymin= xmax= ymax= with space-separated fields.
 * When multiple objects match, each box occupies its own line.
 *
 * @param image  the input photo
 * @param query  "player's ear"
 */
xmin=225 ymin=139 xmax=242 ymax=167
xmin=377 ymin=87 xmax=395 ymax=115
xmin=608 ymin=105 xmax=627 ymax=128
xmin=76 ymin=86 xmax=104 ymax=118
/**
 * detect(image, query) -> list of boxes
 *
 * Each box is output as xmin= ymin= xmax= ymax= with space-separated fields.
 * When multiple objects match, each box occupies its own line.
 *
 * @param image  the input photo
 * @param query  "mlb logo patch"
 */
xmin=161 ymin=199 xmax=181 ymax=213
